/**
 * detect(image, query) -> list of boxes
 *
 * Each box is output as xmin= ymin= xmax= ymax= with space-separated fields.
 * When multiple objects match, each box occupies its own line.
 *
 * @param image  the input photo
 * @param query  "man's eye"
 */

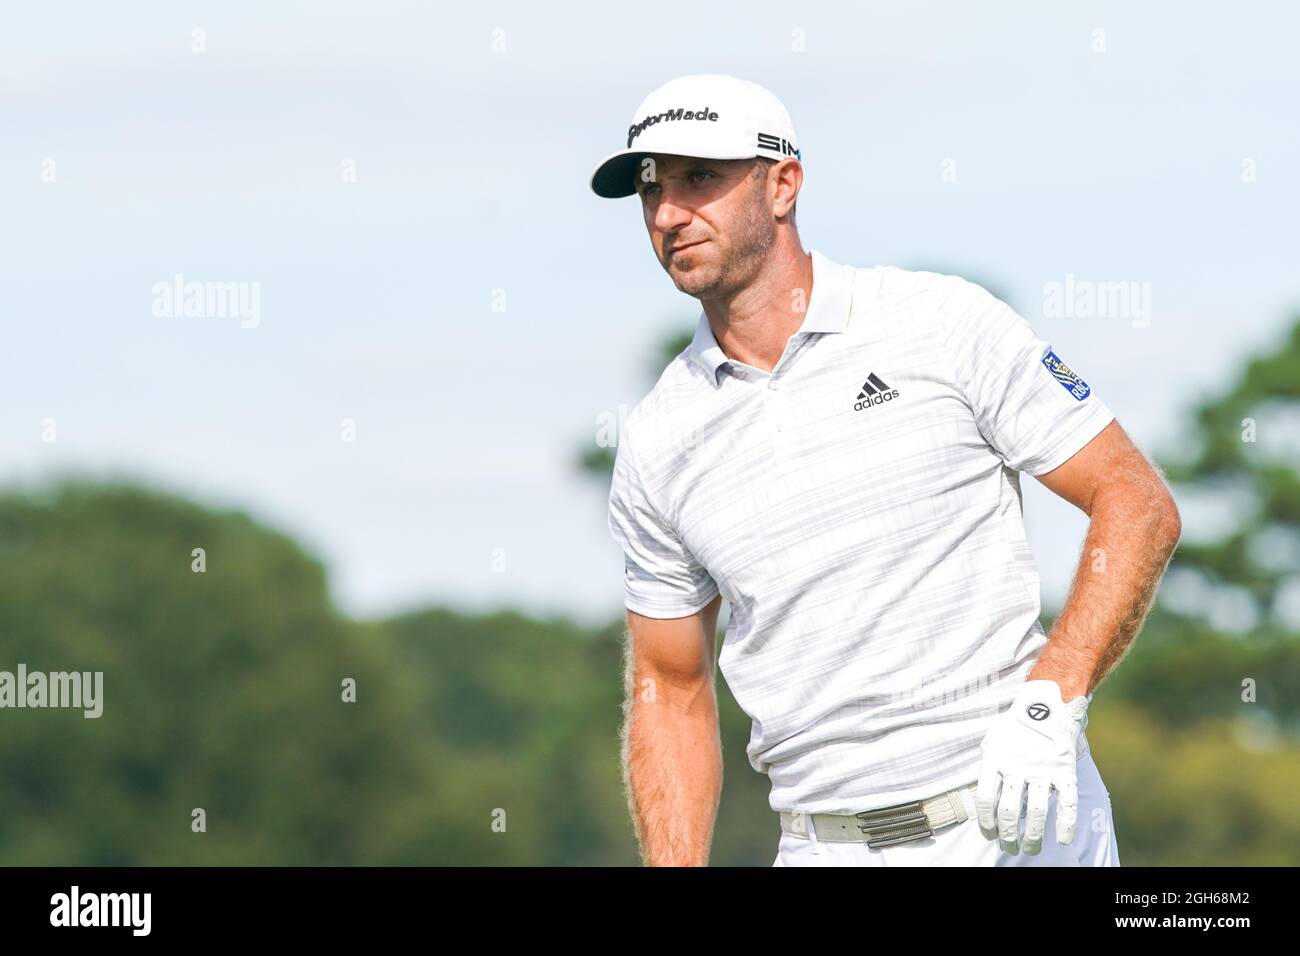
xmin=639 ymin=173 xmax=710 ymax=198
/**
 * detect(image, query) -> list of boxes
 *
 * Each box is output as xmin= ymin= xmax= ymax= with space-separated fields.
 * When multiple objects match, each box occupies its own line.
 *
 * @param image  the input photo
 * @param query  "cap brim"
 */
xmin=589 ymin=148 xmax=763 ymax=199
xmin=589 ymin=149 xmax=653 ymax=199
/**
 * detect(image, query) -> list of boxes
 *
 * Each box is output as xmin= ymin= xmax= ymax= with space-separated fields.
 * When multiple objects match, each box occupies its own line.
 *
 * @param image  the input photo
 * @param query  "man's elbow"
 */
xmin=1153 ymin=489 xmax=1182 ymax=554
xmin=1130 ymin=454 xmax=1182 ymax=553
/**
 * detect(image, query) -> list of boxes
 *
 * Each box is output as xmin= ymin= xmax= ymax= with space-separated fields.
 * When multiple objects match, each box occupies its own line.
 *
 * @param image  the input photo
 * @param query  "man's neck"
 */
xmin=701 ymin=241 xmax=813 ymax=374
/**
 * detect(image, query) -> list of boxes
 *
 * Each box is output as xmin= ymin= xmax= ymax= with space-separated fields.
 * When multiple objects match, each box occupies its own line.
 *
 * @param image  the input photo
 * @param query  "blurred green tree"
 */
xmin=0 ymin=483 xmax=449 ymax=865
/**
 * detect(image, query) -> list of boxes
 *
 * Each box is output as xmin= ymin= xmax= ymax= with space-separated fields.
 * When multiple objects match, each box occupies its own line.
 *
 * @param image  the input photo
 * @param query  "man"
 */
xmin=592 ymin=74 xmax=1181 ymax=866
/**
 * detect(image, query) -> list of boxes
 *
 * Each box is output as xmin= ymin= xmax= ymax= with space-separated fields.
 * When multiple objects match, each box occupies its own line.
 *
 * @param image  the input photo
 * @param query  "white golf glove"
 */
xmin=974 ymin=679 xmax=1090 ymax=856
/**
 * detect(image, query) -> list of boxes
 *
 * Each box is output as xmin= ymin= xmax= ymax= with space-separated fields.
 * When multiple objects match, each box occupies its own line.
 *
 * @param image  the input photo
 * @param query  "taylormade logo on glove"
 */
xmin=975 ymin=679 xmax=1091 ymax=856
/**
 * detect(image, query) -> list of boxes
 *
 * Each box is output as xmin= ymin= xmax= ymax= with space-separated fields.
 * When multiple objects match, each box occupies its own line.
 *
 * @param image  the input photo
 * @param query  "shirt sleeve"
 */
xmin=940 ymin=277 xmax=1116 ymax=477
xmin=607 ymin=424 xmax=720 ymax=618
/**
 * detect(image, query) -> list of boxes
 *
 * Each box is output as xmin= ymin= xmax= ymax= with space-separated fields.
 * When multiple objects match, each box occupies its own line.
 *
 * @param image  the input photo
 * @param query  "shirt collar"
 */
xmin=688 ymin=248 xmax=854 ymax=389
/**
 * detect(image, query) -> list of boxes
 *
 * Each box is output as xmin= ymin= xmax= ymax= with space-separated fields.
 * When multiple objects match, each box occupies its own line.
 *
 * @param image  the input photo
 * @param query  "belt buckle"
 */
xmin=854 ymin=798 xmax=934 ymax=848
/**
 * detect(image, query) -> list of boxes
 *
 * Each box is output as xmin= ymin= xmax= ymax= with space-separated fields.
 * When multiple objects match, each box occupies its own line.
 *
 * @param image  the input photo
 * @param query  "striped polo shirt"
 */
xmin=607 ymin=248 xmax=1114 ymax=815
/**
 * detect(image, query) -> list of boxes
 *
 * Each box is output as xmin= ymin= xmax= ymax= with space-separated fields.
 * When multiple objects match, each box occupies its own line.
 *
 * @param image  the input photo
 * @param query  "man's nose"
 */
xmin=653 ymin=190 xmax=693 ymax=232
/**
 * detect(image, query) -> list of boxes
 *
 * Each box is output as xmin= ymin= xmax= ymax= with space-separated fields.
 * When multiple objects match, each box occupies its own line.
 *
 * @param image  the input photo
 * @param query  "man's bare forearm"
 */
xmin=1029 ymin=477 xmax=1182 ymax=701
xmin=620 ymin=656 xmax=723 ymax=866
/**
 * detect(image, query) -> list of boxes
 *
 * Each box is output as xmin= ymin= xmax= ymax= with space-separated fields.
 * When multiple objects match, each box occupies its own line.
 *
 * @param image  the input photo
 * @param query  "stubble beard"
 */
xmin=669 ymin=190 xmax=776 ymax=303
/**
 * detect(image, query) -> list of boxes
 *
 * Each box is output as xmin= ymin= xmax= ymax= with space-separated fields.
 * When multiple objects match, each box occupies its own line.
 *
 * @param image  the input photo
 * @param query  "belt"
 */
xmin=779 ymin=781 xmax=978 ymax=848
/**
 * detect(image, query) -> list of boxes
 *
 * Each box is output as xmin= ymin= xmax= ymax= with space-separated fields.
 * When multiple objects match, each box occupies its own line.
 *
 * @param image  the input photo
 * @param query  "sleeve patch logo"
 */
xmin=1041 ymin=349 xmax=1091 ymax=401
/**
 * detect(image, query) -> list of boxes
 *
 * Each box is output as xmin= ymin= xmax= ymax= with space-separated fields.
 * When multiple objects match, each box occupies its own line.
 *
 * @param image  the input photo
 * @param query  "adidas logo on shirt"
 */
xmin=853 ymin=372 xmax=900 ymax=412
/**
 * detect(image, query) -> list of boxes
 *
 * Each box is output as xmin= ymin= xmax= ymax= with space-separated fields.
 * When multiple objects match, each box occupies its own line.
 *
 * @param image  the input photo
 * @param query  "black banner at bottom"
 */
xmin=0 ymin=865 xmax=1280 ymax=941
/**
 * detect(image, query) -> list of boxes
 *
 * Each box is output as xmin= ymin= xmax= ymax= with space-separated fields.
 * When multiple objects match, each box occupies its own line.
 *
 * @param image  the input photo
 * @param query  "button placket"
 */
xmin=765 ymin=374 xmax=793 ymax=472
xmin=764 ymin=334 xmax=810 ymax=470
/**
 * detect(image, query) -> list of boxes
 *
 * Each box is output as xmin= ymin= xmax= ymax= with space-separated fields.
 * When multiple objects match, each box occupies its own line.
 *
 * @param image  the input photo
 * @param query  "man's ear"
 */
xmin=774 ymin=160 xmax=802 ymax=220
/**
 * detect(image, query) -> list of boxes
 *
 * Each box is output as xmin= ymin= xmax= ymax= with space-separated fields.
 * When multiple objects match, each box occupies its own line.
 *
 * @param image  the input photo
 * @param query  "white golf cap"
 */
xmin=589 ymin=74 xmax=801 ymax=199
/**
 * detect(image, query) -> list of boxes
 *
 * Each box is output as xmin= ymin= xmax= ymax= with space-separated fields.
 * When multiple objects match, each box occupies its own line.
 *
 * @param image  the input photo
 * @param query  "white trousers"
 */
xmin=772 ymin=748 xmax=1120 ymax=866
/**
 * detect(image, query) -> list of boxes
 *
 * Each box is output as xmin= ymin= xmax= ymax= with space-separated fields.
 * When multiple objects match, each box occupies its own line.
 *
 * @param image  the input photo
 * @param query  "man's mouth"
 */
xmin=670 ymin=239 xmax=707 ymax=256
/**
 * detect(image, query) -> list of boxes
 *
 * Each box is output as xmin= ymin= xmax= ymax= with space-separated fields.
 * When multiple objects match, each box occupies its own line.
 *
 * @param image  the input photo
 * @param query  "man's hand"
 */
xmin=974 ymin=679 xmax=1089 ymax=855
